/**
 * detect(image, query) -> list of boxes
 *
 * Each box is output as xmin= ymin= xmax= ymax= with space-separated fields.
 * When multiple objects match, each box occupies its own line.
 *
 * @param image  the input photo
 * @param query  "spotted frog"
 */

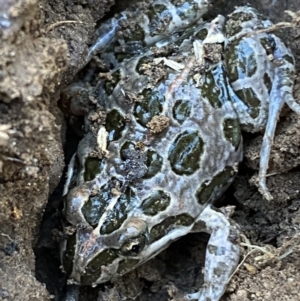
xmin=61 ymin=4 xmax=299 ymax=301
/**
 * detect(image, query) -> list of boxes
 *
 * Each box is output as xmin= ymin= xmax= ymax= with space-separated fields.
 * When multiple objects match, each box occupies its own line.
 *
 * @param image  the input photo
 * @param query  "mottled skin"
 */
xmin=88 ymin=0 xmax=211 ymax=60
xmin=62 ymin=17 xmax=242 ymax=301
xmin=60 ymin=3 xmax=298 ymax=301
xmin=224 ymin=6 xmax=300 ymax=200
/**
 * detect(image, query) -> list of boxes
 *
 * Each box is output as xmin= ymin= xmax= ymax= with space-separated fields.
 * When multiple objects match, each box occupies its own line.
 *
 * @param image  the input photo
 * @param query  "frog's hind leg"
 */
xmin=258 ymin=42 xmax=300 ymax=201
xmin=185 ymin=205 xmax=240 ymax=301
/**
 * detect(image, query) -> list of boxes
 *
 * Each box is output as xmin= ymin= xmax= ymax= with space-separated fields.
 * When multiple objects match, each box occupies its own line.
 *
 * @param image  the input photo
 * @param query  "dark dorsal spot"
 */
xmin=235 ymin=88 xmax=260 ymax=119
xmin=105 ymin=109 xmax=126 ymax=141
xmin=168 ymin=130 xmax=204 ymax=175
xmin=173 ymin=99 xmax=192 ymax=124
xmin=202 ymin=64 xmax=233 ymax=108
xmin=225 ymin=39 xmax=257 ymax=82
xmin=81 ymin=249 xmax=118 ymax=285
xmin=283 ymin=54 xmax=295 ymax=65
xmin=150 ymin=214 xmax=194 ymax=243
xmin=260 ymin=36 xmax=276 ymax=55
xmin=194 ymin=28 xmax=208 ymax=40
xmin=81 ymin=183 xmax=112 ymax=227
xmin=141 ymin=190 xmax=171 ymax=216
xmin=201 ymin=67 xmax=222 ymax=109
xmin=263 ymin=73 xmax=272 ymax=93
xmin=144 ymin=149 xmax=163 ymax=178
xmin=196 ymin=166 xmax=236 ymax=205
xmin=223 ymin=118 xmax=241 ymax=149
xmin=117 ymin=258 xmax=141 ymax=275
xmin=84 ymin=157 xmax=105 ymax=182
xmin=100 ymin=187 xmax=137 ymax=235
xmin=134 ymin=89 xmax=164 ymax=127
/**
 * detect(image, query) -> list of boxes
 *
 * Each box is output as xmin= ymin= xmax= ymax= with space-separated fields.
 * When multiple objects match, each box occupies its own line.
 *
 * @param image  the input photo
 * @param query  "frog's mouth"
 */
xmin=65 ymin=214 xmax=195 ymax=285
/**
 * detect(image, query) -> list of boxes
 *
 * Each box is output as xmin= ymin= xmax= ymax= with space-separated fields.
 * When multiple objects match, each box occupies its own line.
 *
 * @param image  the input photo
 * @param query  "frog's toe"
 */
xmin=185 ymin=291 xmax=200 ymax=300
xmin=258 ymin=177 xmax=274 ymax=201
xmin=185 ymin=285 xmax=226 ymax=301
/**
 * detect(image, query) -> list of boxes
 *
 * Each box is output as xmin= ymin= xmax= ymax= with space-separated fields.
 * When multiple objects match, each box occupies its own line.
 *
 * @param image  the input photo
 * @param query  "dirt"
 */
xmin=0 ymin=0 xmax=300 ymax=301
xmin=0 ymin=0 xmax=114 ymax=300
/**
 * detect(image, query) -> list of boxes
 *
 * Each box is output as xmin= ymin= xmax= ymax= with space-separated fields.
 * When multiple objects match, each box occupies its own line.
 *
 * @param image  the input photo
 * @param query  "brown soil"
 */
xmin=0 ymin=0 xmax=114 ymax=300
xmin=0 ymin=0 xmax=300 ymax=301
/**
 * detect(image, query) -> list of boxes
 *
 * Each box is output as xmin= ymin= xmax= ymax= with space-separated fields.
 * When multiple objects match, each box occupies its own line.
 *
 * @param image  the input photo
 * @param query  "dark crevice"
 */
xmin=34 ymin=120 xmax=81 ymax=301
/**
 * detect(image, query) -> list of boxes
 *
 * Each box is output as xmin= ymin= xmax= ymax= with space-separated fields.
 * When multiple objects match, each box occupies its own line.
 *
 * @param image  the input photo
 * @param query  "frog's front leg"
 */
xmin=186 ymin=205 xmax=240 ymax=301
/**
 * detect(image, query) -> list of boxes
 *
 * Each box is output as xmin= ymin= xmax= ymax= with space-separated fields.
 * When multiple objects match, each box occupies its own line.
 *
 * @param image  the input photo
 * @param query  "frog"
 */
xmin=60 ymin=4 xmax=299 ymax=301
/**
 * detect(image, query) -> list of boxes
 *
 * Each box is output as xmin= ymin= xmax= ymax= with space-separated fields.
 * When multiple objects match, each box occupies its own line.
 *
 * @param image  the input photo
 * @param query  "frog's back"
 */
xmin=95 ymin=49 xmax=243 ymax=217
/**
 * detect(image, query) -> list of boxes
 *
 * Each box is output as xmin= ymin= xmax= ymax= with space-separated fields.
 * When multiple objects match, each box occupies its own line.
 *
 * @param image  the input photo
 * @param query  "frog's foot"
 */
xmin=258 ymin=176 xmax=273 ymax=201
xmin=187 ymin=205 xmax=240 ymax=301
xmin=258 ymin=39 xmax=300 ymax=201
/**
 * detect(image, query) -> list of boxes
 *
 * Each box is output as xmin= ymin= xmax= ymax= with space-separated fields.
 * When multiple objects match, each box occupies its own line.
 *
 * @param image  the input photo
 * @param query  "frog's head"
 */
xmin=61 ymin=184 xmax=195 ymax=285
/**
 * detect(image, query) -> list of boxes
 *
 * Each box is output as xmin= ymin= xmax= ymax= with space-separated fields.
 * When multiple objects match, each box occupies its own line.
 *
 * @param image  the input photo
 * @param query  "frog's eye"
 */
xmin=120 ymin=235 xmax=146 ymax=256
